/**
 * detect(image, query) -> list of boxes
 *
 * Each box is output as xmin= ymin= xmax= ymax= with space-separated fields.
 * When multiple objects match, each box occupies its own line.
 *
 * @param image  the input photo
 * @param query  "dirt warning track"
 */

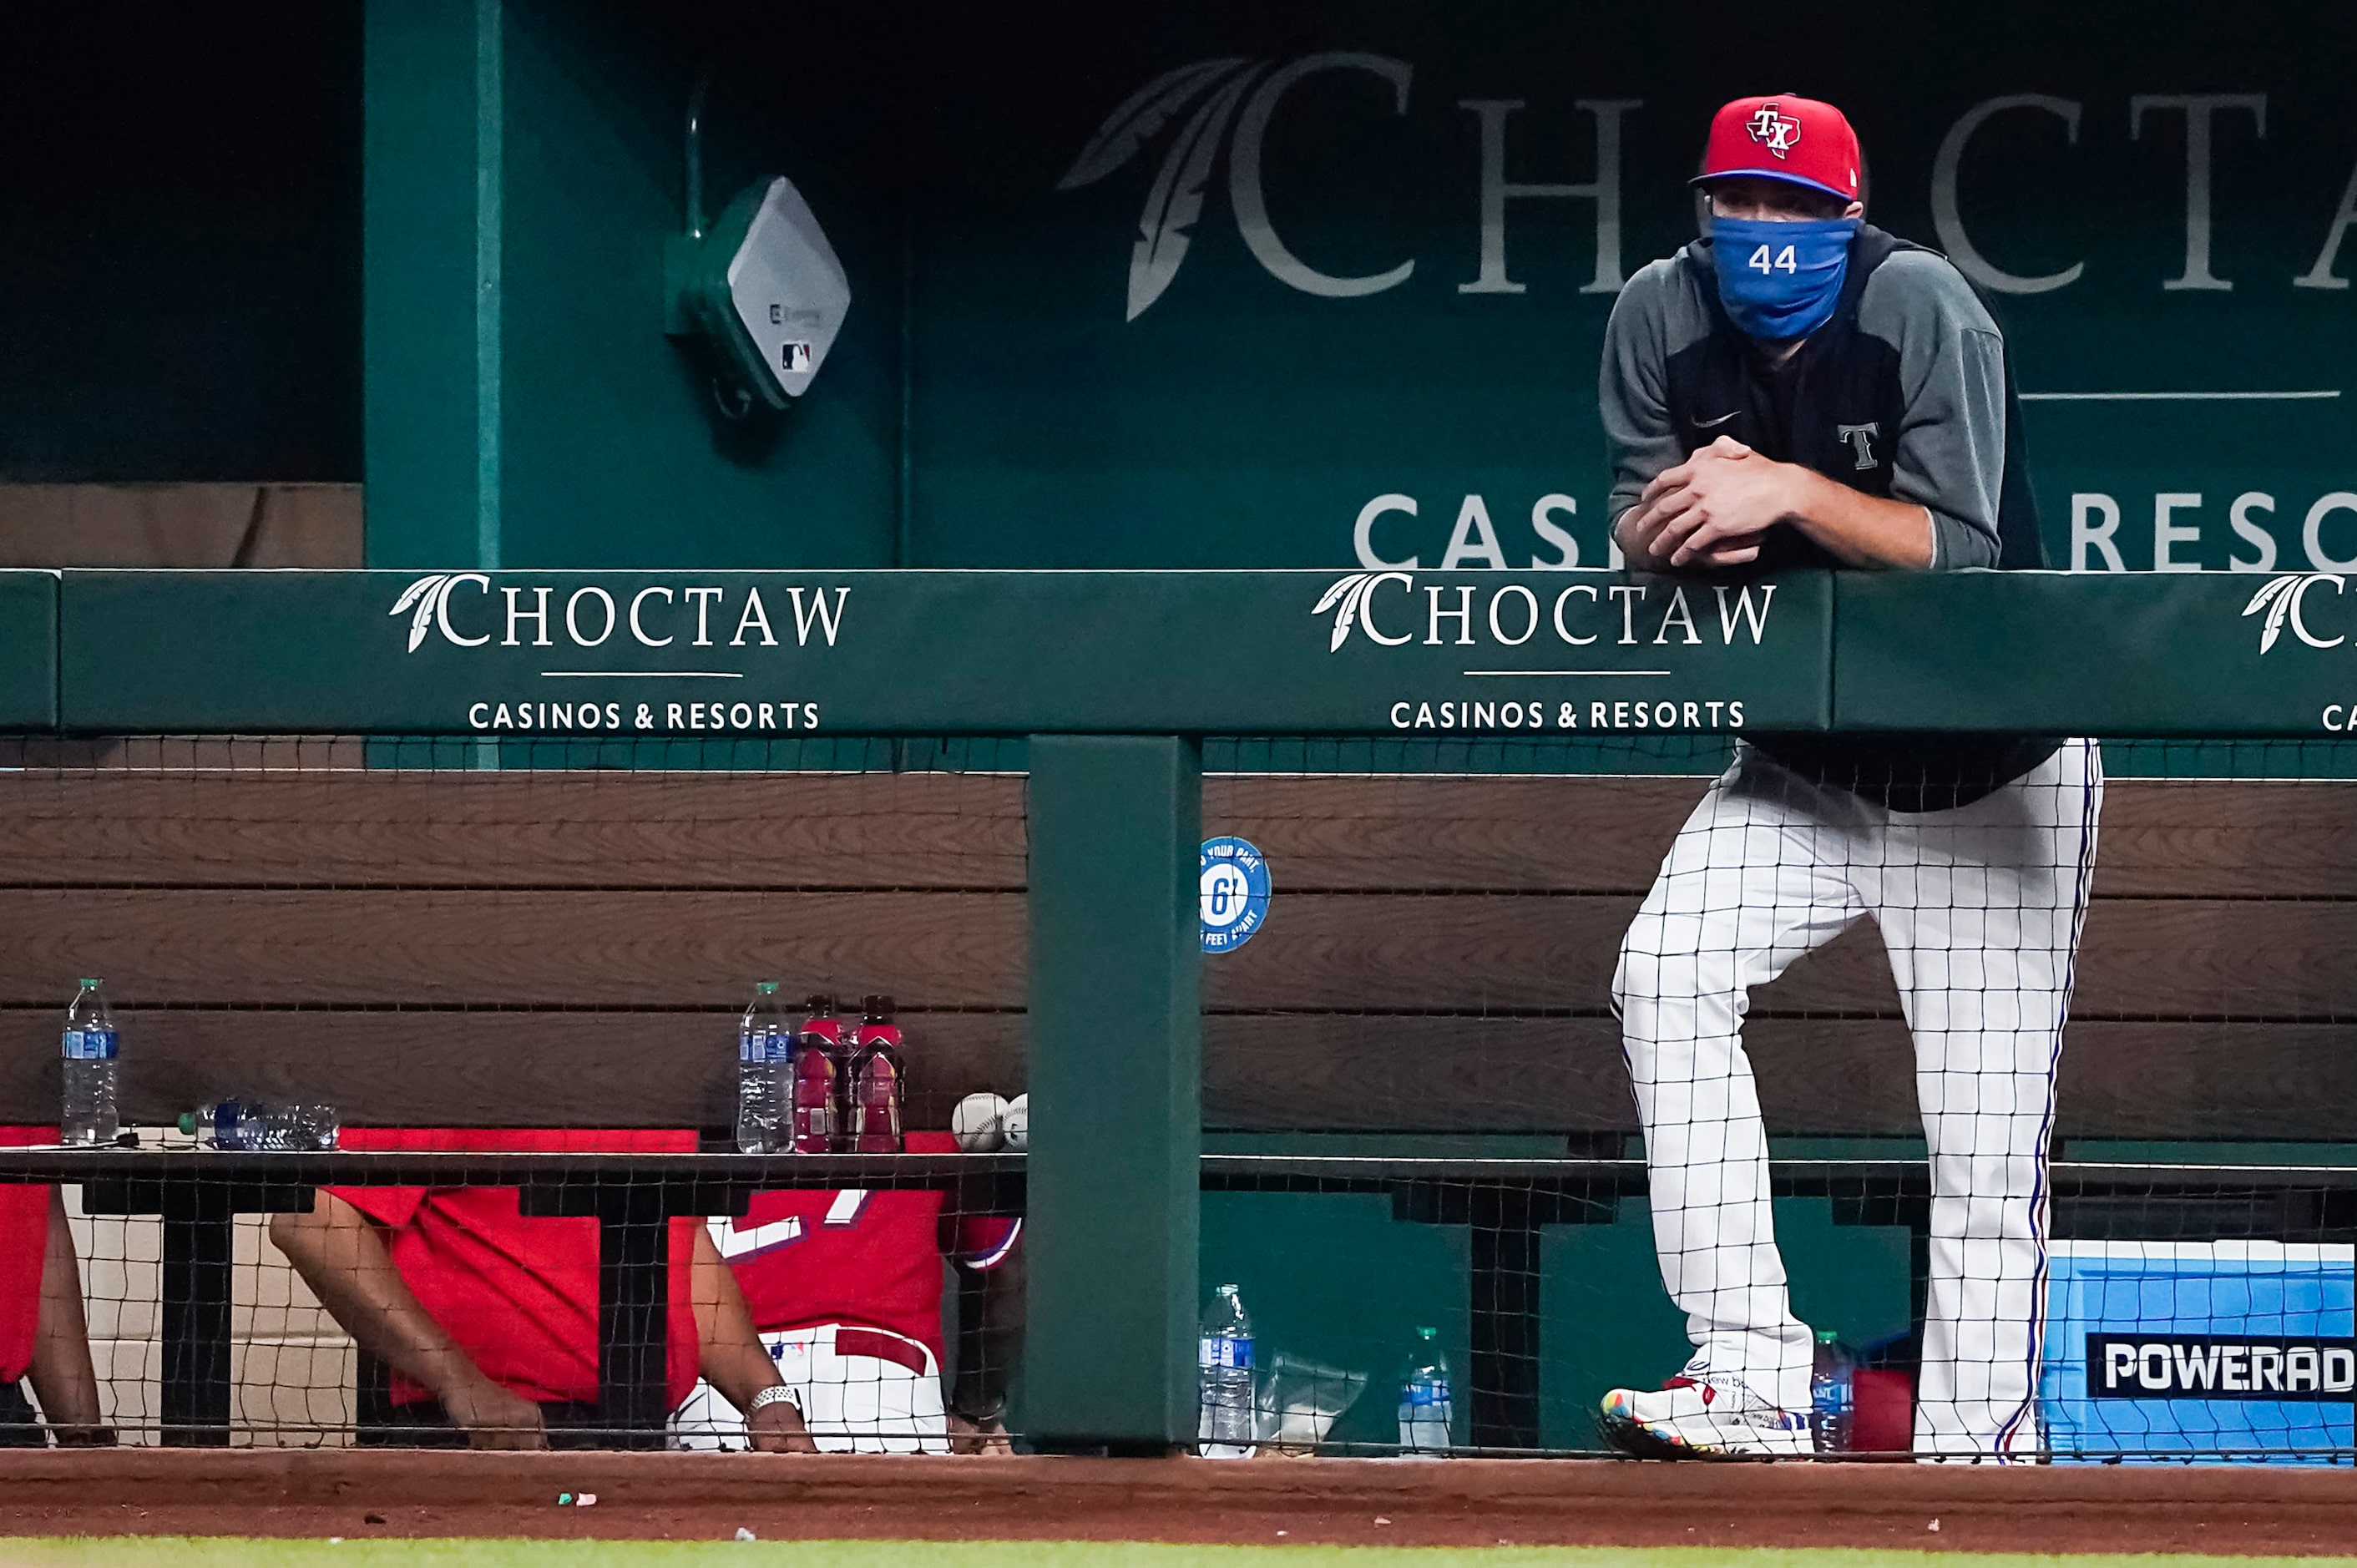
xmin=3 ymin=1449 xmax=2356 ymax=1554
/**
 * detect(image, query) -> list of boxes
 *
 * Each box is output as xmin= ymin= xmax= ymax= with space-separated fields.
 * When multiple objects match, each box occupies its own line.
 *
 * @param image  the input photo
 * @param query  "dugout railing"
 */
xmin=0 ymin=566 xmax=2352 ymax=1459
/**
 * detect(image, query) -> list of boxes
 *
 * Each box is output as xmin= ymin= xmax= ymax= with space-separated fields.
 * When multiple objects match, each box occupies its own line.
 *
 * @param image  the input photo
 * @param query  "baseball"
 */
xmin=951 ymin=1091 xmax=1009 ymax=1152
xmin=1001 ymin=1093 xmax=1029 ymax=1151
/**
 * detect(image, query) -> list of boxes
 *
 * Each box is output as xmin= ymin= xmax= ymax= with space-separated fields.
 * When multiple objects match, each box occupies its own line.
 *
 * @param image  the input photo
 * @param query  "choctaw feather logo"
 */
xmin=2243 ymin=573 xmax=2346 ymax=653
xmin=390 ymin=573 xmax=489 ymax=653
xmin=1059 ymin=58 xmax=1267 ymax=321
xmin=1313 ymin=572 xmax=1374 ymax=651
xmin=1313 ymin=570 xmax=1414 ymax=651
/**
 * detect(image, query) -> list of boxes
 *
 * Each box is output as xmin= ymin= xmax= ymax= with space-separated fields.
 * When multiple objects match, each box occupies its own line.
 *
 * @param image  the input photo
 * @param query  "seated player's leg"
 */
xmin=0 ymin=1379 xmax=41 ymax=1448
xmin=668 ymin=1377 xmax=738 ymax=1451
xmin=1876 ymin=738 xmax=2102 ymax=1459
xmin=670 ymin=1331 xmax=822 ymax=1453
xmin=1606 ymin=751 xmax=1872 ymax=1454
xmin=669 ymin=1324 xmax=948 ymax=1454
xmin=795 ymin=1326 xmax=947 ymax=1454
xmin=25 ymin=1189 xmax=108 ymax=1446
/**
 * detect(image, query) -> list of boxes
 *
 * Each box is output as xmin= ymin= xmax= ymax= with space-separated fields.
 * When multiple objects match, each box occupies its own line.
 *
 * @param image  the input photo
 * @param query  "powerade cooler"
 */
xmin=2038 ymin=1242 xmax=2356 ymax=1462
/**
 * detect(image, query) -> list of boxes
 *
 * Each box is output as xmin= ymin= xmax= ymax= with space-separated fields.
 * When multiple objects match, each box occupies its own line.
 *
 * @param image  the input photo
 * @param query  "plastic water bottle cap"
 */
xmin=177 ymin=1112 xmax=198 ymax=1136
xmin=78 ymin=979 xmax=99 ymax=988
xmin=756 ymin=982 xmax=779 ymax=994
xmin=1815 ymin=1329 xmax=1839 ymax=1345
xmin=1417 ymin=1326 xmax=1437 ymax=1340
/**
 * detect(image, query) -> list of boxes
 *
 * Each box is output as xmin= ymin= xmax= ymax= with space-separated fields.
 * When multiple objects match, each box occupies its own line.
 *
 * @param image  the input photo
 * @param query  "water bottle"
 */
xmin=60 ymin=979 xmax=119 ymax=1146
xmin=1397 ymin=1326 xmax=1454 ymax=1455
xmin=1810 ymin=1329 xmax=1856 ymax=1454
xmin=848 ymin=994 xmax=906 ymax=1154
xmin=1198 ymin=1282 xmax=1256 ymax=1459
xmin=179 ymin=1099 xmax=338 ymax=1151
xmin=735 ymin=982 xmax=792 ymax=1154
xmin=790 ymin=994 xmax=847 ymax=1154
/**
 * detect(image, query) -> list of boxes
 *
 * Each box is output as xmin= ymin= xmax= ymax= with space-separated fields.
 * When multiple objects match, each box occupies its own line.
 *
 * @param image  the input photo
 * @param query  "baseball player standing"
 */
xmin=1594 ymin=94 xmax=2101 ymax=1459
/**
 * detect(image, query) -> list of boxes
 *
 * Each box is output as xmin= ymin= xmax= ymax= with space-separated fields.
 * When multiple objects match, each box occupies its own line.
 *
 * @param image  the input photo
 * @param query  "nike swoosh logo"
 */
xmin=1695 ymin=411 xmax=1740 ymax=428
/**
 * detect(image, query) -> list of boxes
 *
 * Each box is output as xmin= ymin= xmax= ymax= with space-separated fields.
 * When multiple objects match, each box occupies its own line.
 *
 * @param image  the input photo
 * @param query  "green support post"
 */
xmin=1024 ymin=736 xmax=1201 ymax=1453
xmin=363 ymin=0 xmax=504 ymax=569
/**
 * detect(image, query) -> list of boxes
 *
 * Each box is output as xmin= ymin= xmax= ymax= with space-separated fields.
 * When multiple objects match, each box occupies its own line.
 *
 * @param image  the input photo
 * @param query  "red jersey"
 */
xmin=0 ymin=1126 xmax=54 ymax=1384
xmin=716 ymin=1131 xmax=1020 ymax=1358
xmin=330 ymin=1129 xmax=701 ymax=1410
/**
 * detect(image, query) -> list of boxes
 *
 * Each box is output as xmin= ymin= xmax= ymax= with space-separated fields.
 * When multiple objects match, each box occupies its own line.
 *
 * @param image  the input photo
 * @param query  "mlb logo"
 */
xmin=781 ymin=341 xmax=813 ymax=374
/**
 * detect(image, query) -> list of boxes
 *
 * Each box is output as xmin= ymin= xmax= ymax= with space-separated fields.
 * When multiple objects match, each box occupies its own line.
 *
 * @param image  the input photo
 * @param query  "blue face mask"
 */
xmin=1710 ymin=215 xmax=1859 ymax=341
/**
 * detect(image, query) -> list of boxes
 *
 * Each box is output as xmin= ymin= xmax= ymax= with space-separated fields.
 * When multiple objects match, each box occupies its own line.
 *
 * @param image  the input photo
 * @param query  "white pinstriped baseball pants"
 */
xmin=671 ymin=1324 xmax=948 ymax=1454
xmin=1612 ymin=737 xmax=2102 ymax=1457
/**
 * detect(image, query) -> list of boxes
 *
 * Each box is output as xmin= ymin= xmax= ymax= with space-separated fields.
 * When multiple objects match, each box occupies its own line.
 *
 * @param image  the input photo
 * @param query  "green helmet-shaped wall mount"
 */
xmin=664 ymin=72 xmax=852 ymax=418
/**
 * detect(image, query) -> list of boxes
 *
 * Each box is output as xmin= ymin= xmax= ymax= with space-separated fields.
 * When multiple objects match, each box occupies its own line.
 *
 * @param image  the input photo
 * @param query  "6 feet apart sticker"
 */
xmin=1200 ymin=836 xmax=1272 ymax=953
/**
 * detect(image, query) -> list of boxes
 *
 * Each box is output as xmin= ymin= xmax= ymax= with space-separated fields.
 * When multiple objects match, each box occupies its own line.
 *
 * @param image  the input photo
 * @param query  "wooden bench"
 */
xmin=0 ymin=764 xmax=1029 ymax=1130
xmin=0 ymin=763 xmax=2348 ymax=1145
xmin=1205 ymin=773 xmax=2357 ymax=1146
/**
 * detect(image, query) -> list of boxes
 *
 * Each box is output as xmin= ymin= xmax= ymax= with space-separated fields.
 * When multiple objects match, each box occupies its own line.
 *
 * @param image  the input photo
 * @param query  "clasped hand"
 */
xmin=1619 ymin=435 xmax=1797 ymax=570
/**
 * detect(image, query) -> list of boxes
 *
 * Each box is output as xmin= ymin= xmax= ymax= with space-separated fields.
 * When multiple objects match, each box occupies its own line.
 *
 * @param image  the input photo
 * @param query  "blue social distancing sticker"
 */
xmin=1200 ymin=836 xmax=1271 ymax=953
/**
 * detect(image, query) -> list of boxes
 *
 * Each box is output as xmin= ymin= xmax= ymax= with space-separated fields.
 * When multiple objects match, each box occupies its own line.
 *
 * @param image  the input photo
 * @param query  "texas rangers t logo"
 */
xmin=1836 ymin=422 xmax=1881 ymax=469
xmin=1746 ymin=105 xmax=1801 ymax=159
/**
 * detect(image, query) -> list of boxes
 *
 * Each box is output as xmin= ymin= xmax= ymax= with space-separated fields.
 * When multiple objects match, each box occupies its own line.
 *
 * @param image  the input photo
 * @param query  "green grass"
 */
xmin=0 ymin=1545 xmax=2351 ymax=1568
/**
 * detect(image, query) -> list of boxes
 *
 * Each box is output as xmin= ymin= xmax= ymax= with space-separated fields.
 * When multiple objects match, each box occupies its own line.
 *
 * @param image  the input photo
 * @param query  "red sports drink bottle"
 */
xmin=791 ymin=994 xmax=846 ymax=1154
xmin=849 ymin=994 xmax=906 ymax=1154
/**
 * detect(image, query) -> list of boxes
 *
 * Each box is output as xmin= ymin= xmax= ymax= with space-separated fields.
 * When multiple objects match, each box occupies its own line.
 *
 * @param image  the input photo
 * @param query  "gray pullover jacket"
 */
xmin=1601 ymin=228 xmax=2022 ymax=572
xmin=1598 ymin=225 xmax=2054 ymax=807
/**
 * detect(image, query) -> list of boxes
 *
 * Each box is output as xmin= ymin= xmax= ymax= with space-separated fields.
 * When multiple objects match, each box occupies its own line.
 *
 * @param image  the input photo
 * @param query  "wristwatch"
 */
xmin=747 ymin=1384 xmax=800 ymax=1415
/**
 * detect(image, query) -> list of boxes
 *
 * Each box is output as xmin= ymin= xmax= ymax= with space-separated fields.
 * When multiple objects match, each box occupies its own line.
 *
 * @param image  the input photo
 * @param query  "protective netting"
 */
xmin=1200 ymin=736 xmax=2357 ymax=1460
xmin=4 ymin=733 xmax=2356 ymax=1460
xmin=0 ymin=736 xmax=1027 ymax=1450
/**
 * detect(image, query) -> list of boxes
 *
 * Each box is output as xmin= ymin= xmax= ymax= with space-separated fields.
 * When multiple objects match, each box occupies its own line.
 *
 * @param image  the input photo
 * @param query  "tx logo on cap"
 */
xmin=1745 ymin=105 xmax=1802 ymax=159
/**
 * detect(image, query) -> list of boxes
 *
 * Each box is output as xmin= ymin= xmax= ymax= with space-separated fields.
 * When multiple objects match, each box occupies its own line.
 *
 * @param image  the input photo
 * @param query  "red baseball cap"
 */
xmin=1692 ymin=94 xmax=1861 ymax=205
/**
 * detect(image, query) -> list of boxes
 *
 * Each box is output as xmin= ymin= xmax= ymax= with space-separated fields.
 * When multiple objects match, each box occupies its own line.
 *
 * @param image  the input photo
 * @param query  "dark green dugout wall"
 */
xmin=14 ymin=1 xmax=2351 ymax=570
xmin=362 ymin=0 xmax=908 ymax=569
xmin=350 ymin=0 xmax=2357 ymax=577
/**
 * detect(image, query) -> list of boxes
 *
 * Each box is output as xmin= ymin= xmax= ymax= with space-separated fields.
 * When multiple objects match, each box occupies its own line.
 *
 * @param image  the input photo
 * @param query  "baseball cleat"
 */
xmin=1596 ymin=1376 xmax=1812 ymax=1459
